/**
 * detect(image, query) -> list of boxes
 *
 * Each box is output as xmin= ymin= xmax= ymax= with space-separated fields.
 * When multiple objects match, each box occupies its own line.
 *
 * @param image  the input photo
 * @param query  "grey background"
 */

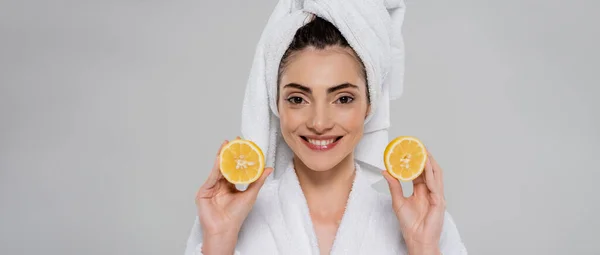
xmin=1 ymin=0 xmax=598 ymax=254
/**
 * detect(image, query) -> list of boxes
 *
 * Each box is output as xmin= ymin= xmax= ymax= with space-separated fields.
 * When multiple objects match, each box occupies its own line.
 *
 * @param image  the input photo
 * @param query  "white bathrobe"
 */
xmin=184 ymin=162 xmax=468 ymax=255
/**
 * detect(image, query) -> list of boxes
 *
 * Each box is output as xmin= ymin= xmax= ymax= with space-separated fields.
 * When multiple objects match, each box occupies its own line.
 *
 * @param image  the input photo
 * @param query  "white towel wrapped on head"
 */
xmin=241 ymin=0 xmax=407 ymax=184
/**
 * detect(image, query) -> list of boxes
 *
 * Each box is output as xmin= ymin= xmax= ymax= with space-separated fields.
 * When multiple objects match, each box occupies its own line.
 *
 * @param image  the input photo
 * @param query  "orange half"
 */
xmin=384 ymin=136 xmax=428 ymax=181
xmin=219 ymin=139 xmax=265 ymax=184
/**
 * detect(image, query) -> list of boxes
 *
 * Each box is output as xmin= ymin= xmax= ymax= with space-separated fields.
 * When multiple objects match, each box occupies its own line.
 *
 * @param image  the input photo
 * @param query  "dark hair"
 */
xmin=277 ymin=15 xmax=369 ymax=103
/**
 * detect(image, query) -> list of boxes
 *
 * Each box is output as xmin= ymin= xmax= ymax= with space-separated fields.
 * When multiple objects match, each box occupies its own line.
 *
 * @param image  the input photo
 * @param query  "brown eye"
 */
xmin=287 ymin=96 xmax=305 ymax=104
xmin=335 ymin=96 xmax=354 ymax=104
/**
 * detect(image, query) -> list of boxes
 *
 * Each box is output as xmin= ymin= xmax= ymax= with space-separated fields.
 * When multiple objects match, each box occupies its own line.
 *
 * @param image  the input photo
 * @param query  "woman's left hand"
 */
xmin=382 ymin=150 xmax=445 ymax=255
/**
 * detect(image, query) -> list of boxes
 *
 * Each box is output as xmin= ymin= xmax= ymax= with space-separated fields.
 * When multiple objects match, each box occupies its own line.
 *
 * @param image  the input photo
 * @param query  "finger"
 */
xmin=427 ymin=150 xmax=444 ymax=192
xmin=412 ymin=173 xmax=425 ymax=185
xmin=412 ymin=174 xmax=429 ymax=198
xmin=382 ymin=170 xmax=406 ymax=206
xmin=425 ymin=164 xmax=447 ymax=225
xmin=424 ymin=156 xmax=439 ymax=194
xmin=201 ymin=140 xmax=229 ymax=189
xmin=247 ymin=167 xmax=274 ymax=194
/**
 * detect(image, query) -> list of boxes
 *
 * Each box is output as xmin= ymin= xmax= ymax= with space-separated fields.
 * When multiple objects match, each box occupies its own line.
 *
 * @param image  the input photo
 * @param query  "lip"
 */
xmin=300 ymin=136 xmax=343 ymax=151
xmin=303 ymin=135 xmax=341 ymax=140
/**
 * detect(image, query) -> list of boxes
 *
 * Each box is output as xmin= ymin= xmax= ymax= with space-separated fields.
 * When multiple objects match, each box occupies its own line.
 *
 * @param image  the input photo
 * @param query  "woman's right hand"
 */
xmin=195 ymin=139 xmax=273 ymax=254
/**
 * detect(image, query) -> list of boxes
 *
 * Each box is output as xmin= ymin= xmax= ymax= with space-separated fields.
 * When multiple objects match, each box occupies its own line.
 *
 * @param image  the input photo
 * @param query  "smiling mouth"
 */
xmin=299 ymin=136 xmax=343 ymax=151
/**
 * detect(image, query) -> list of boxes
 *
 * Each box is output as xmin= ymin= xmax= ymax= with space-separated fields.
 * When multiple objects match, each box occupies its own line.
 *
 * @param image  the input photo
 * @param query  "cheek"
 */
xmin=279 ymin=107 xmax=304 ymax=134
xmin=335 ymin=107 xmax=367 ymax=133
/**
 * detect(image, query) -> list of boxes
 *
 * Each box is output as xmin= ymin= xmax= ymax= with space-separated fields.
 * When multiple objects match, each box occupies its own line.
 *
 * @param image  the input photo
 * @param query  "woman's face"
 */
xmin=278 ymin=46 xmax=370 ymax=172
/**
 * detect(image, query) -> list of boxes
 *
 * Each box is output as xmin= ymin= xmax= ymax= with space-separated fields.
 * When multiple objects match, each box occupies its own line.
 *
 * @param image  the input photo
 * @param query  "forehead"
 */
xmin=280 ymin=47 xmax=366 ymax=90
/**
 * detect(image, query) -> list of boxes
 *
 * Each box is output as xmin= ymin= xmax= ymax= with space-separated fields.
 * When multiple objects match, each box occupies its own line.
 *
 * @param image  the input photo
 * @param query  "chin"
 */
xmin=295 ymin=147 xmax=350 ymax=172
xmin=299 ymin=155 xmax=342 ymax=172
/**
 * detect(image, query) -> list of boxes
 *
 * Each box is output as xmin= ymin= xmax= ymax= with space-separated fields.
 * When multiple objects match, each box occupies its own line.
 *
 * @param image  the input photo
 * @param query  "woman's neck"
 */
xmin=293 ymin=153 xmax=356 ymax=216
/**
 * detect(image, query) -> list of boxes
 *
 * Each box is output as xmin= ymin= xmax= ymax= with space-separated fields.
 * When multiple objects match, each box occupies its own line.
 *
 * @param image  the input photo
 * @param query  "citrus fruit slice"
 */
xmin=384 ymin=136 xmax=428 ymax=181
xmin=219 ymin=138 xmax=265 ymax=184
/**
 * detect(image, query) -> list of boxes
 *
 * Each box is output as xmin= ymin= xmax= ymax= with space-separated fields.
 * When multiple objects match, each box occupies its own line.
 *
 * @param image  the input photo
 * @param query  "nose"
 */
xmin=306 ymin=103 xmax=334 ymax=134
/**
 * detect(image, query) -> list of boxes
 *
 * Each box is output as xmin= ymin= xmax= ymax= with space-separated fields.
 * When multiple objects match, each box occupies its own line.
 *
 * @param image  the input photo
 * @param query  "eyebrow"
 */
xmin=282 ymin=82 xmax=359 ymax=94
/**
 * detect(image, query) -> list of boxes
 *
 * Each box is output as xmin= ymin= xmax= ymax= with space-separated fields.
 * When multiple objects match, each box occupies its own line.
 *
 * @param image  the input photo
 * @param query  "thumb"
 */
xmin=247 ymin=167 xmax=274 ymax=193
xmin=382 ymin=170 xmax=406 ymax=207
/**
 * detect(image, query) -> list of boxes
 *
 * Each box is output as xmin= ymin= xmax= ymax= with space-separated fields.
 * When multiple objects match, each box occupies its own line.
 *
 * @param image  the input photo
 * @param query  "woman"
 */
xmin=185 ymin=5 xmax=467 ymax=255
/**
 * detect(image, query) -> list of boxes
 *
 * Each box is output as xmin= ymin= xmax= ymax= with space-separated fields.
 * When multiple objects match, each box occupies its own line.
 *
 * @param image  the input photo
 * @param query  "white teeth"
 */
xmin=307 ymin=139 xmax=335 ymax=146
